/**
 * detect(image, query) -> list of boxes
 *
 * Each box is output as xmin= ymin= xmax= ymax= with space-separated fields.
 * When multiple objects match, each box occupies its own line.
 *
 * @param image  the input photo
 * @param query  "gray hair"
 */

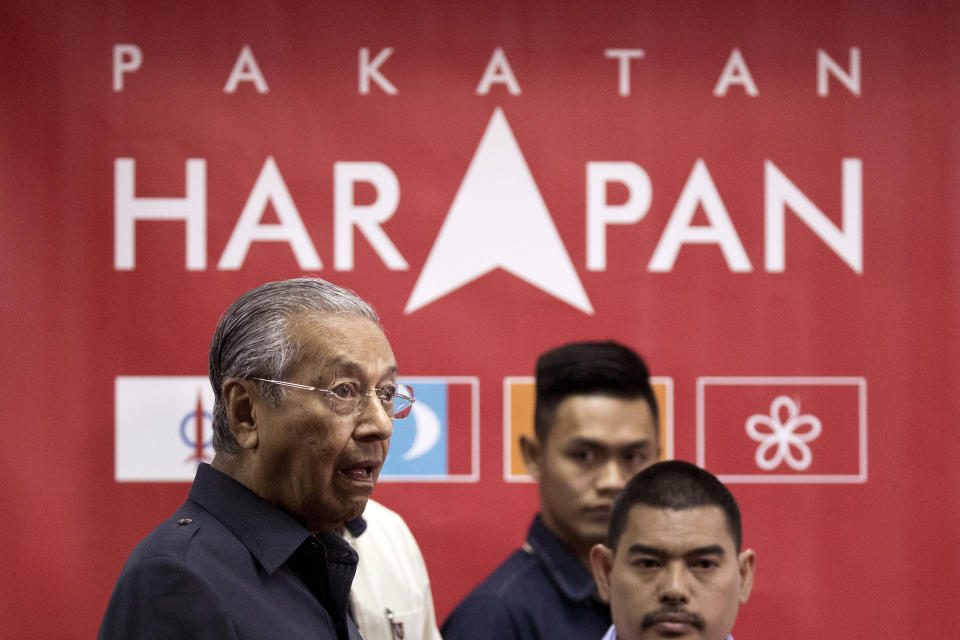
xmin=209 ymin=277 xmax=380 ymax=454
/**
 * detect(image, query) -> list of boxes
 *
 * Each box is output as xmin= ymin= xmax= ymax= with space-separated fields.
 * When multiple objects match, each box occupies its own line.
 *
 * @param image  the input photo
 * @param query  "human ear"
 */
xmin=737 ymin=548 xmax=756 ymax=603
xmin=519 ymin=434 xmax=543 ymax=480
xmin=589 ymin=543 xmax=614 ymax=603
xmin=223 ymin=378 xmax=260 ymax=450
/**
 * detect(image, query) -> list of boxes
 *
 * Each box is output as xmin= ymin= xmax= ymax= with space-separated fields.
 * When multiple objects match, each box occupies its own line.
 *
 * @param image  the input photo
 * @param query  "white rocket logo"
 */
xmin=405 ymin=108 xmax=593 ymax=314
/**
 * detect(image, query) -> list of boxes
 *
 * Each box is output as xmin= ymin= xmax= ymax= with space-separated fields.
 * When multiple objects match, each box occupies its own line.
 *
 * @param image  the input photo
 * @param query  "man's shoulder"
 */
xmin=453 ymin=546 xmax=547 ymax=607
xmin=442 ymin=519 xmax=611 ymax=640
xmin=441 ymin=549 xmax=536 ymax=640
xmin=442 ymin=546 xmax=589 ymax=640
xmin=124 ymin=500 xmax=241 ymax=569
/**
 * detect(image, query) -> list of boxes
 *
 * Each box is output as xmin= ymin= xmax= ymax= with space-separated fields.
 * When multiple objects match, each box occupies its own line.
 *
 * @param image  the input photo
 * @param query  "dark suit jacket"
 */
xmin=98 ymin=463 xmax=362 ymax=640
xmin=442 ymin=515 xmax=610 ymax=640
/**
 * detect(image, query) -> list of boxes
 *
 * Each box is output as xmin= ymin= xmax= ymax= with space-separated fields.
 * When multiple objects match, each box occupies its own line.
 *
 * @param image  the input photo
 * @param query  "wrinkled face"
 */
xmin=250 ymin=313 xmax=396 ymax=532
xmin=593 ymin=505 xmax=755 ymax=640
xmin=529 ymin=394 xmax=658 ymax=565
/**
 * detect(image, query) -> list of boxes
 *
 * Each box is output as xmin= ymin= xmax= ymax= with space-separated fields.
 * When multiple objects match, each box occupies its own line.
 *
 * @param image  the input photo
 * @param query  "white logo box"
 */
xmin=115 ymin=376 xmax=215 ymax=482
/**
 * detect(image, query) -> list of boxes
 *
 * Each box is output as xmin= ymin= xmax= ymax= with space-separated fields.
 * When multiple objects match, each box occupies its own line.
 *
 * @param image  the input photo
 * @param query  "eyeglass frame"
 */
xmin=250 ymin=377 xmax=415 ymax=419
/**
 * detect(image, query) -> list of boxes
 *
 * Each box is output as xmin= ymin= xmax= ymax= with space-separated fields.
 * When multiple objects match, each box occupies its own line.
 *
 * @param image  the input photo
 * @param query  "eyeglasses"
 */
xmin=251 ymin=378 xmax=415 ymax=419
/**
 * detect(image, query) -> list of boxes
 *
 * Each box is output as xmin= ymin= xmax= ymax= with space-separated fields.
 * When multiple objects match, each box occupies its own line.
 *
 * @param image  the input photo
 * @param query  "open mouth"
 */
xmin=340 ymin=462 xmax=377 ymax=482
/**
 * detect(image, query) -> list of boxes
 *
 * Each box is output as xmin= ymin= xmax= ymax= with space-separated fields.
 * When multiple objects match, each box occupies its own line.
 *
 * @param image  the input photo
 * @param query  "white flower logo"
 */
xmin=745 ymin=396 xmax=822 ymax=471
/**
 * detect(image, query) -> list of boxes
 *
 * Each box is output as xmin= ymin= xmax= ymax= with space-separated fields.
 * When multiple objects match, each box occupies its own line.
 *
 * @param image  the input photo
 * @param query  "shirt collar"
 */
xmin=189 ymin=463 xmax=313 ymax=575
xmin=606 ymin=625 xmax=733 ymax=640
xmin=344 ymin=514 xmax=367 ymax=538
xmin=524 ymin=513 xmax=602 ymax=603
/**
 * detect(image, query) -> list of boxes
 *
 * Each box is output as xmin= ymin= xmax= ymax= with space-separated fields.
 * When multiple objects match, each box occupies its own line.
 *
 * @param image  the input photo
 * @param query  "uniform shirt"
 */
xmin=98 ymin=463 xmax=361 ymax=640
xmin=343 ymin=499 xmax=442 ymax=640
xmin=442 ymin=514 xmax=611 ymax=640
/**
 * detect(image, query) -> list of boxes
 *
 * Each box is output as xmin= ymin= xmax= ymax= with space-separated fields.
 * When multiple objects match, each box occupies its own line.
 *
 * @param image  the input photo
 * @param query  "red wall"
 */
xmin=2 ymin=1 xmax=958 ymax=637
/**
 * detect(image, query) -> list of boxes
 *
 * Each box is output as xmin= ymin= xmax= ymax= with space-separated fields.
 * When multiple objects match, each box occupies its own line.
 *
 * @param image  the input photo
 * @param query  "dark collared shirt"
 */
xmin=98 ymin=463 xmax=362 ymax=640
xmin=442 ymin=514 xmax=611 ymax=640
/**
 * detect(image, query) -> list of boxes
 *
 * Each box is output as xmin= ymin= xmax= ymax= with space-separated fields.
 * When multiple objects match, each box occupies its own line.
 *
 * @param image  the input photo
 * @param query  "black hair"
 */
xmin=608 ymin=460 xmax=743 ymax=551
xmin=533 ymin=340 xmax=657 ymax=442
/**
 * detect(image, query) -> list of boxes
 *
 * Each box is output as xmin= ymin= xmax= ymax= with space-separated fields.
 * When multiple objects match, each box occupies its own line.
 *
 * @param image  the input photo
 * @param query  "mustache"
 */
xmin=640 ymin=606 xmax=705 ymax=631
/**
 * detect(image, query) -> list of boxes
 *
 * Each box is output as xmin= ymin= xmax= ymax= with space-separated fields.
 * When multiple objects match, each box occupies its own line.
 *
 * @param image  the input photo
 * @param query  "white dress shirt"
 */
xmin=344 ymin=499 xmax=443 ymax=640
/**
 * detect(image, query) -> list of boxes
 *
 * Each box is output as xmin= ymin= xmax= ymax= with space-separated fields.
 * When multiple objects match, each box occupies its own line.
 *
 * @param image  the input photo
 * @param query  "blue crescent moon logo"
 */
xmin=401 ymin=401 xmax=441 ymax=461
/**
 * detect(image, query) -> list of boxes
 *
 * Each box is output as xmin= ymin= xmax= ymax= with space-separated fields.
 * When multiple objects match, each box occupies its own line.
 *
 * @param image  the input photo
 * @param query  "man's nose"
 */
xmin=595 ymin=458 xmax=629 ymax=493
xmin=658 ymin=562 xmax=691 ymax=605
xmin=354 ymin=391 xmax=394 ymax=441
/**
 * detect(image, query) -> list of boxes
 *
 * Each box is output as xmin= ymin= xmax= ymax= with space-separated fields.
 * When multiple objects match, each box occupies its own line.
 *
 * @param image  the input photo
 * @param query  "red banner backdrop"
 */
xmin=2 ymin=1 xmax=959 ymax=637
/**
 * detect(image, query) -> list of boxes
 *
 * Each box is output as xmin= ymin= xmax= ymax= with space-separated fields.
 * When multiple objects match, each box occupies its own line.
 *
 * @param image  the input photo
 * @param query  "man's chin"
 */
xmin=343 ymin=495 xmax=371 ymax=522
xmin=302 ymin=495 xmax=372 ymax=533
xmin=574 ymin=523 xmax=609 ymax=548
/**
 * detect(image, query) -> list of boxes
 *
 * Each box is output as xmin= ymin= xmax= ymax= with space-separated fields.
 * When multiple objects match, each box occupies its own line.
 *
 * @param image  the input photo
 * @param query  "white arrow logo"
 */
xmin=404 ymin=107 xmax=593 ymax=314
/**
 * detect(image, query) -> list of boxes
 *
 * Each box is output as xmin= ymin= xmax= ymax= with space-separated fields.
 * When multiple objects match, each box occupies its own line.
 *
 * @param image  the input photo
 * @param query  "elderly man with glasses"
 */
xmin=99 ymin=277 xmax=415 ymax=640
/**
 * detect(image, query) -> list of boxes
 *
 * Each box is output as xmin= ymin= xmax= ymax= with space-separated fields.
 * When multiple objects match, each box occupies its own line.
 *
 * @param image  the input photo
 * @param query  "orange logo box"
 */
xmin=503 ymin=377 xmax=673 ymax=481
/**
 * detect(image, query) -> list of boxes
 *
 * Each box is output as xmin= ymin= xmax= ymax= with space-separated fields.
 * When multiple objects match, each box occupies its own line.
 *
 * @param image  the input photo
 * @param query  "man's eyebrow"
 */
xmin=316 ymin=358 xmax=397 ymax=380
xmin=627 ymin=543 xmax=666 ymax=557
xmin=686 ymin=544 xmax=725 ymax=557
xmin=626 ymin=543 xmax=726 ymax=557
xmin=620 ymin=440 xmax=653 ymax=451
xmin=564 ymin=437 xmax=653 ymax=450
xmin=564 ymin=437 xmax=604 ymax=449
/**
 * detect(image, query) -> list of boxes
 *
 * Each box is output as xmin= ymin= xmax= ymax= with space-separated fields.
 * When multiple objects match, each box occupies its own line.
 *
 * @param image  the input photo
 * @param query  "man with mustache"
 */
xmin=99 ymin=277 xmax=414 ymax=640
xmin=444 ymin=341 xmax=660 ymax=640
xmin=589 ymin=460 xmax=756 ymax=640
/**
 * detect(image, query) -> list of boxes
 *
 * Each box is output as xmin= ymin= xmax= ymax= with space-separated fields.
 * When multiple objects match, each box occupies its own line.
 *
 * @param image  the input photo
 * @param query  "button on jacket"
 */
xmin=98 ymin=463 xmax=362 ymax=640
xmin=442 ymin=514 xmax=611 ymax=640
